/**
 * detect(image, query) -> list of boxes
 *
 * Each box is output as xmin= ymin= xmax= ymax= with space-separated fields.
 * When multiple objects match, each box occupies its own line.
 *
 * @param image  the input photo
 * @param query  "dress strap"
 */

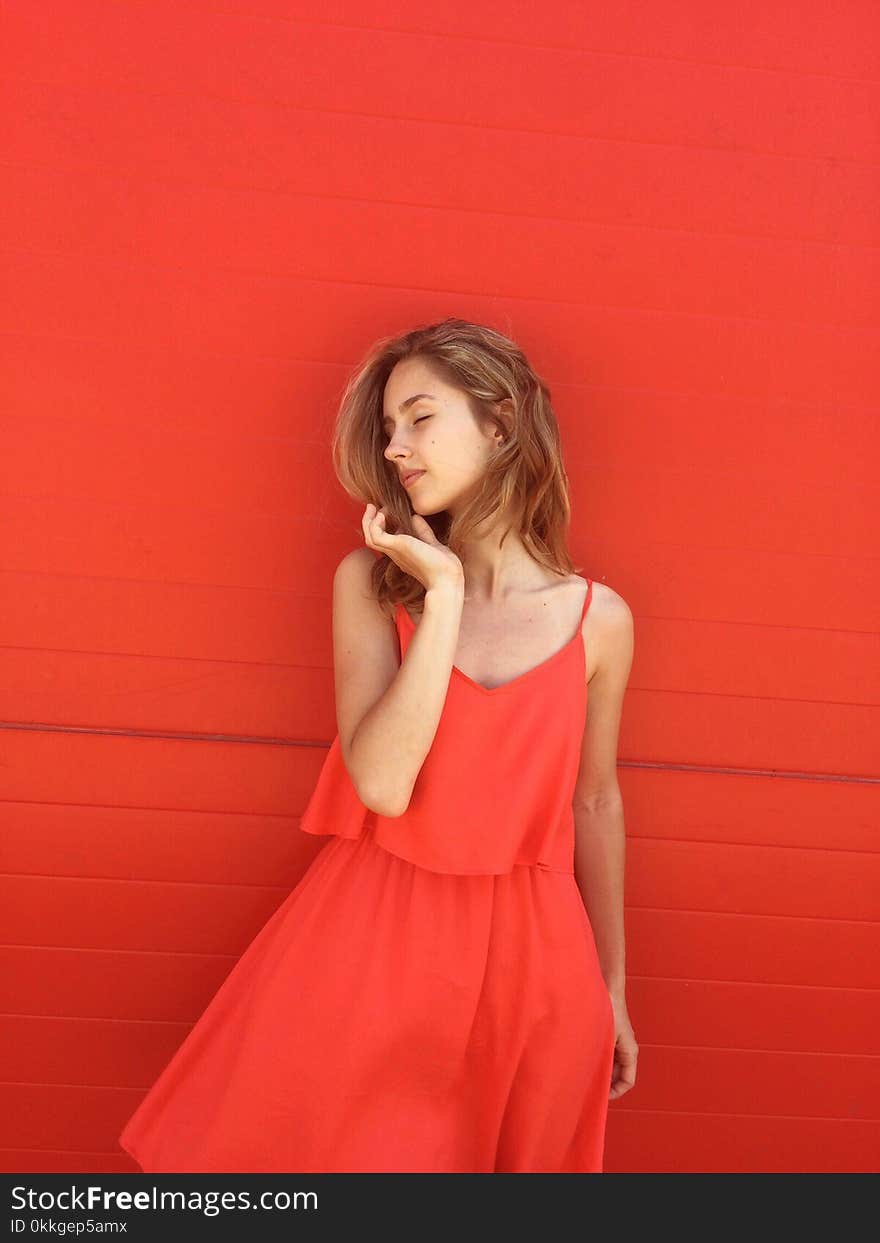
xmin=579 ymin=578 xmax=593 ymax=624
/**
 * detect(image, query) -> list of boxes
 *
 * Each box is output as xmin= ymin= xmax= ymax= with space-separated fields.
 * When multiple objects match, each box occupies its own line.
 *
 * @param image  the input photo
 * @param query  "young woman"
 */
xmin=118 ymin=317 xmax=638 ymax=1173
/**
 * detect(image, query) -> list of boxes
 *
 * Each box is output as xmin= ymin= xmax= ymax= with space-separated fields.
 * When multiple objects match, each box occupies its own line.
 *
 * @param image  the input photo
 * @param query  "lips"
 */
xmin=402 ymin=470 xmax=426 ymax=488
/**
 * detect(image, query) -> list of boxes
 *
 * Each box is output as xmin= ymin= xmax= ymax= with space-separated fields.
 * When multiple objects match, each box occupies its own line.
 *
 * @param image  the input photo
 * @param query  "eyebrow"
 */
xmin=381 ymin=393 xmax=437 ymax=429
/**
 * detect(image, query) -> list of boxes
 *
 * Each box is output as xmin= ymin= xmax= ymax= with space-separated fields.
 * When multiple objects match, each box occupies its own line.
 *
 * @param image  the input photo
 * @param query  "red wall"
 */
xmin=1 ymin=1 xmax=878 ymax=1173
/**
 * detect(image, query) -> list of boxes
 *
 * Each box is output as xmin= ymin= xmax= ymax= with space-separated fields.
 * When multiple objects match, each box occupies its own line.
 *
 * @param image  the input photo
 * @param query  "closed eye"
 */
xmin=383 ymin=415 xmax=431 ymax=440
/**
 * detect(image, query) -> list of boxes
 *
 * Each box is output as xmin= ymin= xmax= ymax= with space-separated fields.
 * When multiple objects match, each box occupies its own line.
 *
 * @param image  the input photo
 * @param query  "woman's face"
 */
xmin=381 ymin=357 xmax=502 ymax=516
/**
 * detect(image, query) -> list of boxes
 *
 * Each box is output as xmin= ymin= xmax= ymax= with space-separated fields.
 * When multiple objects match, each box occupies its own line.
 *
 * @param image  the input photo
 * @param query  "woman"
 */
xmin=118 ymin=317 xmax=638 ymax=1173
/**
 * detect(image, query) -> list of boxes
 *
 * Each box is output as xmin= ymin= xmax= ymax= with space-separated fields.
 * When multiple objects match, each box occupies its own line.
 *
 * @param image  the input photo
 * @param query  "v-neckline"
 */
xmin=397 ymin=578 xmax=591 ymax=697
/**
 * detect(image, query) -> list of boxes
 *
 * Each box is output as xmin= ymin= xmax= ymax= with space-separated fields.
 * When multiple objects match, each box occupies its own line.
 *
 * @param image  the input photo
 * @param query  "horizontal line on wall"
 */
xmin=0 ymin=720 xmax=328 ymax=747
xmin=0 ymin=566 xmax=334 ymax=599
xmin=0 ymin=398 xmax=876 ymax=455
xmin=628 ymin=975 xmax=880 ymax=995
xmin=1 ymin=492 xmax=876 ymax=561
xmin=0 ymin=870 xmax=291 ymax=892
xmin=2 ymin=949 xmax=876 ymax=993
xmin=1 ymin=715 xmax=879 ymax=780
xmin=4 ymin=603 xmax=880 ymax=654
xmin=625 ymin=834 xmax=880 ymax=859
xmin=610 ymin=1107 xmax=880 ymax=1124
xmin=105 ymin=3 xmax=880 ymax=86
xmin=0 ymin=642 xmax=330 ymax=673
xmin=3 ymin=1077 xmax=878 ymax=1122
xmin=2 ymin=1011 xmax=191 ymax=1028
xmin=1 ymin=1013 xmax=876 ymax=1060
xmin=8 ymin=68 xmax=879 ymax=168
xmin=626 ymin=903 xmax=879 ymax=926
xmin=1 ymin=469 xmax=879 ymax=519
xmin=1 ymin=721 xmax=878 ymax=784
xmin=1 ymin=910 xmax=877 ymax=944
xmin=4 ymin=825 xmax=880 ymax=860
xmin=0 ymin=1146 xmax=130 ymax=1158
xmin=2 ymin=325 xmax=877 ymax=417
xmin=0 ymin=1079 xmax=141 ymax=1094
xmin=0 ymin=941 xmax=238 ymax=960
xmin=2 ymin=899 xmax=876 ymax=933
xmin=0 ymin=796 xmax=298 ymax=821
xmin=640 ymin=1043 xmax=880 ymax=1060
xmin=33 ymin=438 xmax=862 ymax=523
xmin=3 ymin=156 xmax=878 ymax=256
xmin=4 ymin=1007 xmax=878 ymax=1049
xmin=3 ymin=973 xmax=879 ymax=1000
xmin=625 ymin=760 xmax=880 ymax=784
xmin=0 ymin=556 xmax=876 ymax=629
xmin=6 ymin=239 xmax=880 ymax=334
xmin=2 ymin=468 xmax=878 ymax=520
xmin=0 ymin=1016 xmax=868 ymax=1041
xmin=3 ymin=801 xmax=879 ymax=861
xmin=3 ymin=864 xmax=878 ymax=915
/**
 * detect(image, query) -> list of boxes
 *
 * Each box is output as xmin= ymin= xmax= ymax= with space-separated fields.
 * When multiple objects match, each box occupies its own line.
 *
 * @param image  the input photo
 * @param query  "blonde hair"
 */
xmin=331 ymin=316 xmax=583 ymax=616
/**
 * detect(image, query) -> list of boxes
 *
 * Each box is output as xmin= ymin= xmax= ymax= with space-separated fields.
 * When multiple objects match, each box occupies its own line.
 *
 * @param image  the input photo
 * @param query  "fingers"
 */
xmin=608 ymin=1039 xmax=638 ymax=1100
xmin=361 ymin=503 xmax=380 ymax=550
xmin=410 ymin=512 xmax=437 ymax=542
xmin=361 ymin=503 xmax=372 ymax=547
xmin=362 ymin=502 xmax=392 ymax=551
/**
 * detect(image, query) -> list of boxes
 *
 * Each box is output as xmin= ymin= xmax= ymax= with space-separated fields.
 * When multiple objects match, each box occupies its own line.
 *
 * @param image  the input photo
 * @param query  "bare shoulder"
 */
xmin=333 ymin=545 xmax=377 ymax=591
xmin=589 ymin=579 xmax=633 ymax=626
xmin=333 ymin=548 xmax=389 ymax=615
xmin=332 ymin=545 xmax=402 ymax=646
xmin=582 ymin=579 xmax=634 ymax=685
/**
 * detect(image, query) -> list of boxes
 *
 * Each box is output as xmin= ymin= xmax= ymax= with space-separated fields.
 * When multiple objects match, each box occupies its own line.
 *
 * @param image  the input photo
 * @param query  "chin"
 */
xmin=410 ymin=496 xmax=448 ymax=519
xmin=412 ymin=481 xmax=468 ymax=518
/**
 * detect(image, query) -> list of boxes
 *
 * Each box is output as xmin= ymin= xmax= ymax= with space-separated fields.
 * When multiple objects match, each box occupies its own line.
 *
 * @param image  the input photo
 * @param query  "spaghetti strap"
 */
xmin=579 ymin=577 xmax=593 ymax=625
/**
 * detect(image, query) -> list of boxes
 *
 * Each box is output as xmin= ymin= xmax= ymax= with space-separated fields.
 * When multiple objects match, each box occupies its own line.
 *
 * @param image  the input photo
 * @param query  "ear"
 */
xmin=493 ymin=397 xmax=515 ymax=442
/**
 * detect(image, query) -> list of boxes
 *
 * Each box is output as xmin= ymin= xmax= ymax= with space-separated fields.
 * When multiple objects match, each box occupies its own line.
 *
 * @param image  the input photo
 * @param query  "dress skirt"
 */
xmin=118 ymin=826 xmax=616 ymax=1173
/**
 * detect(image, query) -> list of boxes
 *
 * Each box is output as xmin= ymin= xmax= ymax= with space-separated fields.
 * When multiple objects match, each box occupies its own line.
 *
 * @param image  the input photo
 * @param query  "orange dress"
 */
xmin=118 ymin=577 xmax=615 ymax=1173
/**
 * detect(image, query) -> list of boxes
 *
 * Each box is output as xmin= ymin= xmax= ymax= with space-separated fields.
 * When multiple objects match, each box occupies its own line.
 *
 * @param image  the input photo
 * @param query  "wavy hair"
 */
xmin=331 ymin=316 xmax=583 ymax=616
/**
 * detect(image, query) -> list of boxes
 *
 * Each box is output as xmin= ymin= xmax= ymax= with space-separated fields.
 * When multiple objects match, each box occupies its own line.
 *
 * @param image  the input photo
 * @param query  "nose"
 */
xmin=383 ymin=433 xmax=413 ymax=461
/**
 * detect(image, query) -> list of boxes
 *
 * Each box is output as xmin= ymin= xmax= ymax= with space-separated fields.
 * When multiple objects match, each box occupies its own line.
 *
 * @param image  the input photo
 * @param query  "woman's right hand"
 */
xmin=361 ymin=503 xmax=464 ymax=593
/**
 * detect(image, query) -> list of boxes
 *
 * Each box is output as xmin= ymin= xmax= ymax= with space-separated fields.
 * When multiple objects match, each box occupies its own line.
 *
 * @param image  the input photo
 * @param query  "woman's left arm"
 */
xmin=572 ymin=586 xmax=638 ymax=1099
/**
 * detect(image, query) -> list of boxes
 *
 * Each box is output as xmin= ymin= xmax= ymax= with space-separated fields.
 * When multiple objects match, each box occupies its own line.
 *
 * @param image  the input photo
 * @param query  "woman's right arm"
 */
xmin=332 ymin=546 xmax=464 ymax=817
